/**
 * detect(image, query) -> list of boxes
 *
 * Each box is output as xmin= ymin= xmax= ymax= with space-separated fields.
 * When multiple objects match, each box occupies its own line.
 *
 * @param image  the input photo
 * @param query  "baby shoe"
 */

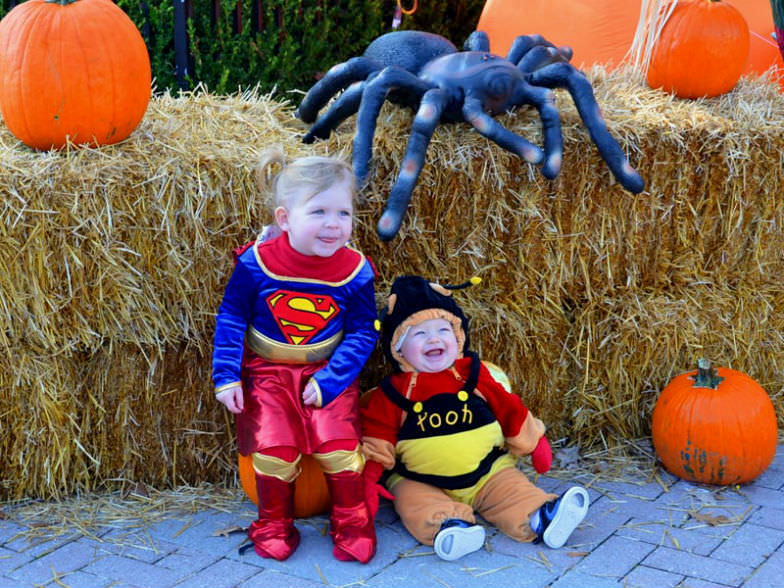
xmin=530 ymin=486 xmax=590 ymax=549
xmin=433 ymin=518 xmax=486 ymax=561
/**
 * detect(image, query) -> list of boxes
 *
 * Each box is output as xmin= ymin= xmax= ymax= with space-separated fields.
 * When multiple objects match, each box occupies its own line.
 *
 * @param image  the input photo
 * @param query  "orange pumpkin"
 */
xmin=239 ymin=453 xmax=331 ymax=518
xmin=0 ymin=0 xmax=151 ymax=150
xmin=652 ymin=359 xmax=778 ymax=485
xmin=478 ymin=0 xmax=643 ymax=70
xmin=646 ymin=0 xmax=750 ymax=98
xmin=478 ymin=0 xmax=782 ymax=88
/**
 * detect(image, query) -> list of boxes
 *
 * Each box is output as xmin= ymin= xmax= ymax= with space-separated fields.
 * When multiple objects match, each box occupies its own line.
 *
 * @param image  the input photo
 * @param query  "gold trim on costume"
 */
xmin=252 ymin=452 xmax=302 ymax=482
xmin=214 ymin=381 xmax=242 ymax=395
xmin=253 ymin=242 xmax=366 ymax=286
xmin=245 ymin=325 xmax=342 ymax=363
xmin=313 ymin=446 xmax=365 ymax=474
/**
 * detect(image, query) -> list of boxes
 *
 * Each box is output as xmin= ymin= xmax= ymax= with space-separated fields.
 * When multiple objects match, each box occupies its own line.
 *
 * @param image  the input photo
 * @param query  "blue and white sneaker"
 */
xmin=530 ymin=486 xmax=590 ymax=548
xmin=433 ymin=519 xmax=486 ymax=561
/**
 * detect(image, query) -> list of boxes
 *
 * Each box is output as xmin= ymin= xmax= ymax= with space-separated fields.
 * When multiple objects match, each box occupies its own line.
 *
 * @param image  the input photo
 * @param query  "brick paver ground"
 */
xmin=2 ymin=442 xmax=783 ymax=588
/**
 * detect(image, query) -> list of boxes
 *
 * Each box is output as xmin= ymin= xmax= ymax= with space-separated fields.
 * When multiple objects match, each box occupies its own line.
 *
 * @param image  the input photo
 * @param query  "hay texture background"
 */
xmin=2 ymin=70 xmax=783 ymax=500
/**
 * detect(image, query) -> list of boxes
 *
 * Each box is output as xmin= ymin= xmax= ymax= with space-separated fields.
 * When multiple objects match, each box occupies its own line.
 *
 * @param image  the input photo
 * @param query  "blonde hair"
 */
xmin=255 ymin=146 xmax=356 ymax=209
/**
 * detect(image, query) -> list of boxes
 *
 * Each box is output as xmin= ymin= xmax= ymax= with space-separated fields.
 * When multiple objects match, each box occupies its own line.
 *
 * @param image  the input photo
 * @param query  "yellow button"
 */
xmin=457 ymin=390 xmax=468 ymax=402
xmin=374 ymin=319 xmax=381 ymax=331
xmin=413 ymin=401 xmax=423 ymax=413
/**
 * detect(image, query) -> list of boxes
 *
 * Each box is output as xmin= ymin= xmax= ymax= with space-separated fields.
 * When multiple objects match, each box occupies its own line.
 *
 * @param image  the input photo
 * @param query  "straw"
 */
xmin=2 ymin=71 xmax=783 ymax=500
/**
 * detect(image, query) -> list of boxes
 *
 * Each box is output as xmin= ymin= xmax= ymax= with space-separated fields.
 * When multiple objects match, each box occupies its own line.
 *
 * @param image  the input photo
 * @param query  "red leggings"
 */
xmin=258 ymin=439 xmax=357 ymax=463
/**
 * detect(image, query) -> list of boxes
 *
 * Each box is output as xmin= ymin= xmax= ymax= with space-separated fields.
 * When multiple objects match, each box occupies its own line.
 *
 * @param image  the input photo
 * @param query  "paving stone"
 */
xmin=548 ymin=569 xmax=622 ymax=588
xmin=678 ymin=580 xmax=735 ymax=588
xmin=643 ymin=545 xmax=753 ymax=586
xmin=751 ymin=464 xmax=784 ymax=490
xmin=654 ymin=481 xmax=724 ymax=509
xmin=490 ymin=535 xmax=585 ymax=575
xmin=737 ymin=485 xmax=784 ymax=509
xmin=373 ymin=497 xmax=398 ymax=519
xmin=3 ymin=443 xmax=781 ymax=588
xmin=604 ymin=492 xmax=689 ymax=526
xmin=171 ymin=557 xmax=260 ymax=588
xmin=156 ymin=546 xmax=222 ymax=575
xmin=0 ymin=520 xmax=26 ymax=545
xmin=591 ymin=480 xmax=665 ymax=501
xmin=43 ymin=570 xmax=112 ymax=588
xmin=623 ymin=565 xmax=683 ymax=588
xmin=488 ymin=497 xmax=595 ymax=557
xmin=0 ymin=545 xmax=33 ymax=573
xmin=82 ymin=554 xmax=187 ymax=587
xmin=237 ymin=569 xmax=327 ymax=588
xmin=530 ymin=475 xmax=569 ymax=495
xmin=6 ymin=538 xmax=100 ymax=585
xmin=616 ymin=517 xmax=723 ymax=556
xmin=363 ymin=549 xmax=557 ymax=588
xmin=747 ymin=505 xmax=784 ymax=531
xmin=685 ymin=499 xmax=757 ymax=526
xmin=2 ymin=532 xmax=80 ymax=559
xmin=573 ymin=535 xmax=655 ymax=579
xmin=711 ymin=522 xmax=784 ymax=567
xmin=142 ymin=509 xmax=249 ymax=557
xmin=75 ymin=533 xmax=178 ymax=564
xmin=241 ymin=519 xmax=418 ymax=584
xmin=565 ymin=496 xmax=633 ymax=549
xmin=742 ymin=550 xmax=784 ymax=588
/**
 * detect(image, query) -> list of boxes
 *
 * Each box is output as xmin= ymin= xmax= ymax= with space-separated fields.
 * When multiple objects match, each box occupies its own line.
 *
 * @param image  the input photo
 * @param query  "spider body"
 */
xmin=297 ymin=30 xmax=644 ymax=241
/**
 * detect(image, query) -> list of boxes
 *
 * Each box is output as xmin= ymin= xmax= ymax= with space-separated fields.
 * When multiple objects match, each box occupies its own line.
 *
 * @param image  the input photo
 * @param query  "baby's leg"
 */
xmin=473 ymin=467 xmax=557 ymax=542
xmin=391 ymin=478 xmax=474 ymax=545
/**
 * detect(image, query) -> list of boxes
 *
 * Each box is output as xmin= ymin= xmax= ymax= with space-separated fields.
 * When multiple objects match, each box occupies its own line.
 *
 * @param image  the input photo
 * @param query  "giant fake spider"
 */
xmin=296 ymin=30 xmax=645 ymax=241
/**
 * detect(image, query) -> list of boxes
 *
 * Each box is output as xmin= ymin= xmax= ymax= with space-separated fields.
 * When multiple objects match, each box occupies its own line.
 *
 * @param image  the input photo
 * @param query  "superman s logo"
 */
xmin=266 ymin=290 xmax=340 ymax=345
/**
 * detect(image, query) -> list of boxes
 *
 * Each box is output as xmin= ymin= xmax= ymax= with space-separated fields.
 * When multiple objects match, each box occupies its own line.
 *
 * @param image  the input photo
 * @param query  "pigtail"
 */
xmin=255 ymin=146 xmax=287 ymax=201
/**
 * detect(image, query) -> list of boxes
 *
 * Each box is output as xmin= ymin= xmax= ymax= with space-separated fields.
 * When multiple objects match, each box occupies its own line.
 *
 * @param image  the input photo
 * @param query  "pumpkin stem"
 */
xmin=692 ymin=358 xmax=724 ymax=389
xmin=45 ymin=0 xmax=81 ymax=5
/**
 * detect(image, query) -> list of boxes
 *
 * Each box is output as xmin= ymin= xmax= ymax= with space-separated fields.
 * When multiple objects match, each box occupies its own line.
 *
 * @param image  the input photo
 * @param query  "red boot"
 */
xmin=248 ymin=473 xmax=300 ymax=561
xmin=325 ymin=470 xmax=377 ymax=563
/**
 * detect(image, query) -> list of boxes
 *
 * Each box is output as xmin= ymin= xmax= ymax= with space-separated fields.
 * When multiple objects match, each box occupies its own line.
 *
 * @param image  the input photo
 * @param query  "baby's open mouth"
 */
xmin=425 ymin=349 xmax=444 ymax=357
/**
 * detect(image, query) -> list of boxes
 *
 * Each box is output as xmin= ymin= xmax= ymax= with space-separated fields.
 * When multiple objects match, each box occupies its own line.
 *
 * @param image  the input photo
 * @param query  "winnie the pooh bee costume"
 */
xmin=361 ymin=275 xmax=589 ymax=560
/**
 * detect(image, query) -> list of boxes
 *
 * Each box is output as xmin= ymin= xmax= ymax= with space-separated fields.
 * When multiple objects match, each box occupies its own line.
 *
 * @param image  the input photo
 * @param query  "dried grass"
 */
xmin=2 ymin=71 xmax=783 ymax=500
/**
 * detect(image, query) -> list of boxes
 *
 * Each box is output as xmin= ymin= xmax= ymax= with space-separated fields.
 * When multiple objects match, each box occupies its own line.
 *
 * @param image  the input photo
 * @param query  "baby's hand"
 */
xmin=302 ymin=381 xmax=320 ymax=406
xmin=216 ymin=384 xmax=244 ymax=414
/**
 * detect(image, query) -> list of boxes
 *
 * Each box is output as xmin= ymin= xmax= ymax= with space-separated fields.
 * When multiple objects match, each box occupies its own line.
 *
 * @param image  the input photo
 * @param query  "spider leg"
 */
xmin=508 ymin=35 xmax=572 ymax=68
xmin=303 ymin=81 xmax=367 ymax=144
xmin=377 ymin=88 xmax=448 ymax=241
xmin=296 ymin=56 xmax=380 ymax=123
xmin=462 ymin=94 xmax=545 ymax=170
xmin=463 ymin=30 xmax=490 ymax=52
xmin=353 ymin=66 xmax=434 ymax=184
xmin=517 ymin=45 xmax=573 ymax=72
xmin=528 ymin=63 xmax=645 ymax=193
xmin=507 ymin=34 xmax=551 ymax=63
xmin=507 ymin=84 xmax=563 ymax=179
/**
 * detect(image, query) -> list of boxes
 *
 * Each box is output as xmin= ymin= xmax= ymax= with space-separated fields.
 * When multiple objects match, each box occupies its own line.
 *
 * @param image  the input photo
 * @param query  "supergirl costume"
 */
xmin=212 ymin=232 xmax=378 ymax=563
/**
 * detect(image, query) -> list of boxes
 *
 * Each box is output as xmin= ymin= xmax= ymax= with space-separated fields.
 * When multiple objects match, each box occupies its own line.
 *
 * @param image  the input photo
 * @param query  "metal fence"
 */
xmin=0 ymin=0 xmax=264 ymax=90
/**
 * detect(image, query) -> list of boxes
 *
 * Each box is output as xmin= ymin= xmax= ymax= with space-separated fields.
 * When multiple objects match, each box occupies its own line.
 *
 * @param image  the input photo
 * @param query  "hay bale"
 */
xmin=566 ymin=284 xmax=784 ymax=448
xmin=0 ymin=343 xmax=226 ymax=499
xmin=2 ymin=70 xmax=783 ymax=500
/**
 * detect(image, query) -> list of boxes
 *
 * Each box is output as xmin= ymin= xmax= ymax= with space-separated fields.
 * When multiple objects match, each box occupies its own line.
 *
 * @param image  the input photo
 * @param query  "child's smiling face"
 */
xmin=275 ymin=176 xmax=354 ymax=258
xmin=398 ymin=317 xmax=459 ymax=373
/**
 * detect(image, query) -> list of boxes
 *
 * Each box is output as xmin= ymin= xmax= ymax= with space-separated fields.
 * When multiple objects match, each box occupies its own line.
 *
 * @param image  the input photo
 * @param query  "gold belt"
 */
xmin=245 ymin=325 xmax=342 ymax=364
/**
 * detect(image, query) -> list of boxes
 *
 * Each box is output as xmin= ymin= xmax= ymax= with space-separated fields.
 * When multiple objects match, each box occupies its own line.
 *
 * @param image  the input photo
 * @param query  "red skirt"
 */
xmin=236 ymin=349 xmax=361 ymax=456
